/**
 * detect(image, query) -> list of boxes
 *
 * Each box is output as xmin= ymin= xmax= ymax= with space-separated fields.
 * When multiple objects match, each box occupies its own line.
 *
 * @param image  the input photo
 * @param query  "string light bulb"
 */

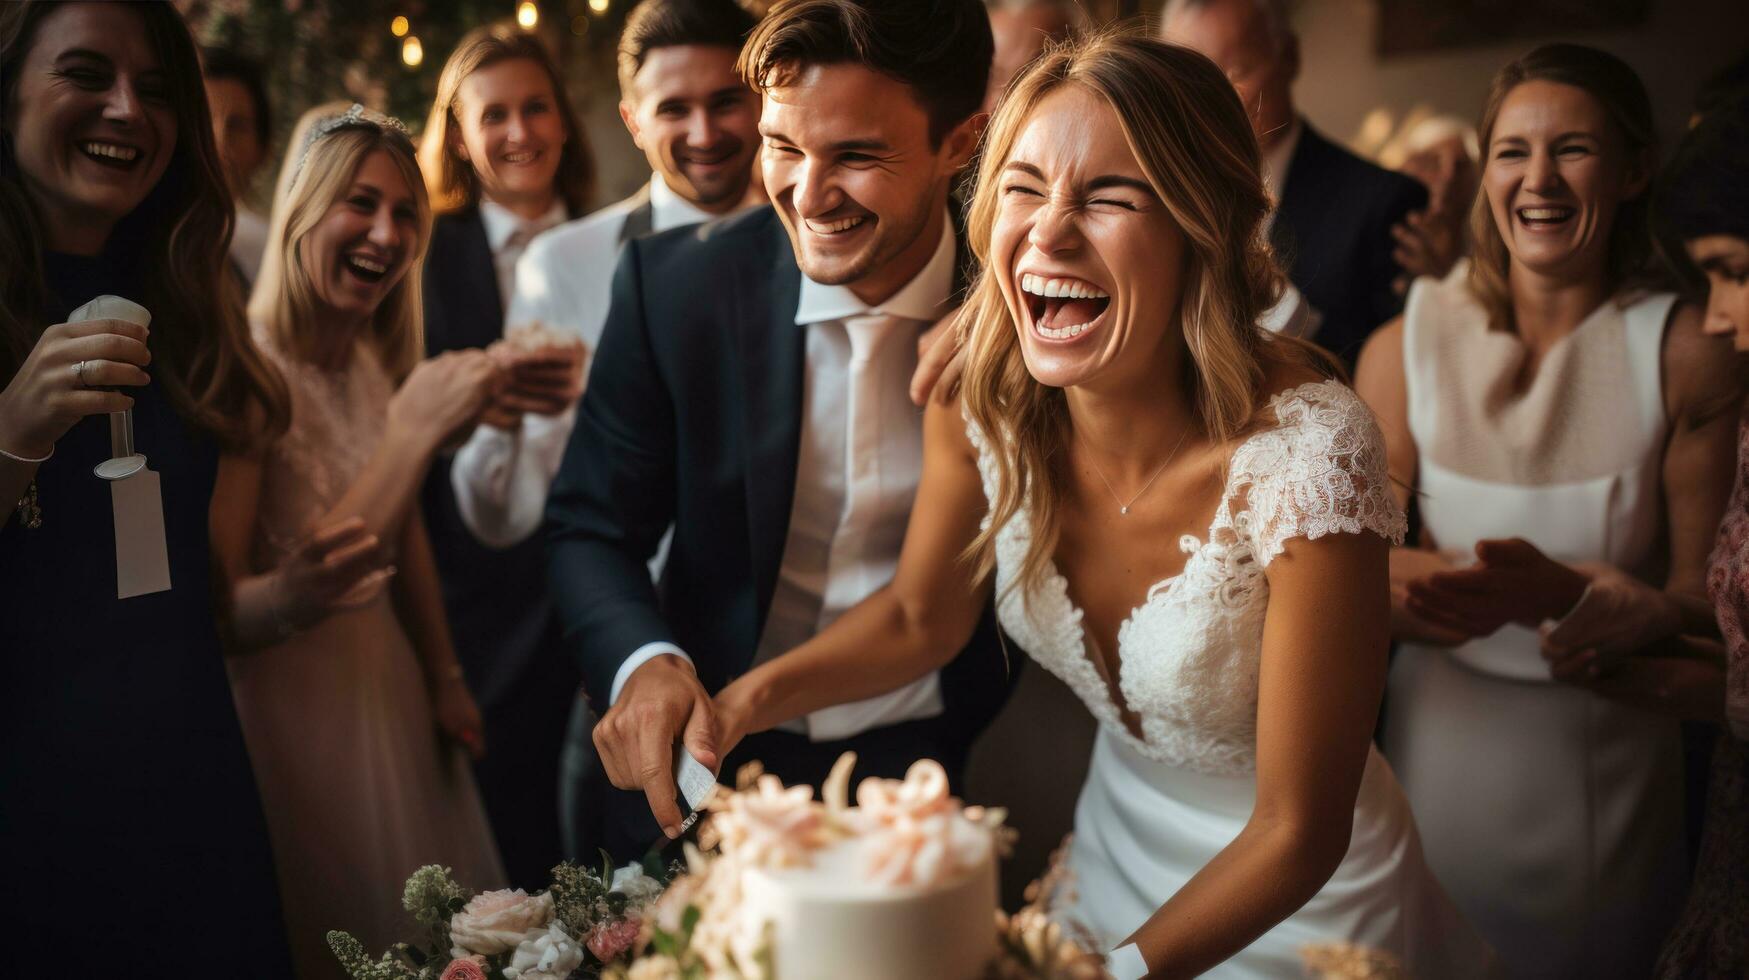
xmin=516 ymin=1 xmax=539 ymax=28
xmin=401 ymin=35 xmax=424 ymax=67
xmin=570 ymin=15 xmax=589 ymax=35
xmin=588 ymin=0 xmax=609 ymax=13
xmin=390 ymin=15 xmax=409 ymax=37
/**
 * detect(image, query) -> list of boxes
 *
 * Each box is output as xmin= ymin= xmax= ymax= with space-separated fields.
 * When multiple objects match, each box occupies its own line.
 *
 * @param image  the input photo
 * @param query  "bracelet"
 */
xmin=0 ymin=443 xmax=52 ymax=464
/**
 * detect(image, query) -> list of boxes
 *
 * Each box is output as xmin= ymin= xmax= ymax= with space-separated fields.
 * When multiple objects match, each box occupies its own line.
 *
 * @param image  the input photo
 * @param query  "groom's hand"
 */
xmin=592 ymin=655 xmax=720 ymax=838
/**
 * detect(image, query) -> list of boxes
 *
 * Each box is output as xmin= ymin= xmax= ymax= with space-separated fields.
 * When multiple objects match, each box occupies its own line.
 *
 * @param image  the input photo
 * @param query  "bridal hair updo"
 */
xmin=1468 ymin=44 xmax=1657 ymax=331
xmin=960 ymin=30 xmax=1310 ymax=600
xmin=249 ymin=101 xmax=430 ymax=381
xmin=0 ymin=0 xmax=287 ymax=448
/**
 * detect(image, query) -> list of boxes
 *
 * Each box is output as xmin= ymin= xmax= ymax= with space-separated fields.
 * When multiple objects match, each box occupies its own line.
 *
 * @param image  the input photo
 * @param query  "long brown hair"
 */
xmin=1468 ymin=43 xmax=1658 ymax=332
xmin=418 ymin=22 xmax=595 ymax=216
xmin=0 ymin=0 xmax=287 ymax=449
xmin=252 ymin=103 xmax=430 ymax=383
xmin=960 ymin=30 xmax=1325 ymax=602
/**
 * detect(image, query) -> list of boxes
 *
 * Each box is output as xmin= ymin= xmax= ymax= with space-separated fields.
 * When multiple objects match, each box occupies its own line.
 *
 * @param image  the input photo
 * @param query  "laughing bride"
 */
xmin=707 ymin=33 xmax=1493 ymax=978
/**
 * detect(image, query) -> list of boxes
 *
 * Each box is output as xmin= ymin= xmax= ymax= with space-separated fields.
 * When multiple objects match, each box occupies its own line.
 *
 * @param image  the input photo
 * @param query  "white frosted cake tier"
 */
xmin=738 ymin=824 xmax=998 ymax=980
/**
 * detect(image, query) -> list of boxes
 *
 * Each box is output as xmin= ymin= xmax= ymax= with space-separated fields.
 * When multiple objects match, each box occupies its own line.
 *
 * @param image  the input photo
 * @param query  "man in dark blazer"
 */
xmin=1162 ymin=0 xmax=1427 ymax=366
xmin=547 ymin=0 xmax=1013 ymax=859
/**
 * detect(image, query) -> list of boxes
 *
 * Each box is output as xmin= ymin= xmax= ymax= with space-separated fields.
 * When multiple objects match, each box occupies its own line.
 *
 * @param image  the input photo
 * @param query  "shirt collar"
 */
xmin=478 ymin=197 xmax=567 ymax=255
xmin=649 ymin=172 xmax=723 ymax=233
xmin=794 ymin=213 xmax=957 ymax=325
xmin=1261 ymin=116 xmax=1304 ymax=205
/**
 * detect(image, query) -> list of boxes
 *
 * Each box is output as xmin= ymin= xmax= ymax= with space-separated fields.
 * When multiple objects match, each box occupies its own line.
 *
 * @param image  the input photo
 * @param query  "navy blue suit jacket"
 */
xmin=1271 ymin=124 xmax=1428 ymax=367
xmin=545 ymin=206 xmax=1010 ymax=742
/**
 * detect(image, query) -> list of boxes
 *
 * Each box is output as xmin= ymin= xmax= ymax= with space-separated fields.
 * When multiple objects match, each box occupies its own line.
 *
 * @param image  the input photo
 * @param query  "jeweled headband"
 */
xmin=291 ymin=103 xmax=413 ymax=183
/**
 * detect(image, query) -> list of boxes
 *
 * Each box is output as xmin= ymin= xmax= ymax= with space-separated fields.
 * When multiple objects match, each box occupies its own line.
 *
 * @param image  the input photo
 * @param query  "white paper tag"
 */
xmin=674 ymin=745 xmax=719 ymax=813
xmin=111 ymin=459 xmax=171 ymax=599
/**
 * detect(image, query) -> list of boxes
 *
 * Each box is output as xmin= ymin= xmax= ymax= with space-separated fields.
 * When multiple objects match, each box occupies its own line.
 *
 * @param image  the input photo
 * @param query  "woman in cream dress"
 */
xmin=211 ymin=105 xmax=506 ymax=977
xmin=1356 ymin=45 xmax=1739 ymax=978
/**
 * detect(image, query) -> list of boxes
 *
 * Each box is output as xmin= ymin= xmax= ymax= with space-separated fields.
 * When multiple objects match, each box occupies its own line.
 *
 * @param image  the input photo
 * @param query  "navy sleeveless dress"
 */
xmin=0 ymin=252 xmax=293 ymax=974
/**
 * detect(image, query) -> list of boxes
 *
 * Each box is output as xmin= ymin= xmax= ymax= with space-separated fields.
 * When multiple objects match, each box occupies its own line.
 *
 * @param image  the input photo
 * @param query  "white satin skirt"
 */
xmin=1059 ymin=729 xmax=1493 ymax=978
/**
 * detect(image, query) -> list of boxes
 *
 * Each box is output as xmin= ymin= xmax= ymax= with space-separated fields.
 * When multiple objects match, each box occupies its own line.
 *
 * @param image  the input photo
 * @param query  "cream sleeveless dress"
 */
xmin=1381 ymin=264 xmax=1688 ymax=978
xmin=972 ymin=381 xmax=1493 ymax=977
xmin=228 ymin=331 xmax=506 ymax=979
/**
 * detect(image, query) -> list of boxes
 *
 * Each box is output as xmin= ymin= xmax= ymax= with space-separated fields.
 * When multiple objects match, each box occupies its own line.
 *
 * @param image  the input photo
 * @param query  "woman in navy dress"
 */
xmin=0 ymin=2 xmax=293 ymax=972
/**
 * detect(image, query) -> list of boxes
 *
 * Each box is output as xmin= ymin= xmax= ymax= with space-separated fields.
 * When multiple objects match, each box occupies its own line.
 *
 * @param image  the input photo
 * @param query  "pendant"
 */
xmin=15 ymin=480 xmax=41 ymax=530
xmin=1120 ymin=506 xmax=1129 ymax=515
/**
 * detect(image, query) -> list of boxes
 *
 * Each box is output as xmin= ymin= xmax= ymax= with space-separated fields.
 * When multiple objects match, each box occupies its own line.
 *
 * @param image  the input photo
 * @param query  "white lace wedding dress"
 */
xmin=971 ymin=381 xmax=1492 ymax=977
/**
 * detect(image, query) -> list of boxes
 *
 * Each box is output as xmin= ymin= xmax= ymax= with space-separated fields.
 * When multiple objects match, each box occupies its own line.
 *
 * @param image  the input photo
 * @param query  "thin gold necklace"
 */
xmin=1077 ymin=424 xmax=1192 ymax=516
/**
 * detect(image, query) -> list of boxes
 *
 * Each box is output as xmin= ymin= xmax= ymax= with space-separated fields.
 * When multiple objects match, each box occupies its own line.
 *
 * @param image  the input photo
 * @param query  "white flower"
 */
xmin=448 ymin=889 xmax=554 ymax=956
xmin=609 ymin=864 xmax=664 ymax=906
xmin=502 ymin=922 xmax=585 ymax=980
xmin=623 ymin=955 xmax=684 ymax=980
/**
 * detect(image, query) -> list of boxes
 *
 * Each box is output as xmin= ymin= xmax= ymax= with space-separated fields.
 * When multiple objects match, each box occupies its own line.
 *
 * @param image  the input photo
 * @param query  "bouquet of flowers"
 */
xmin=327 ymin=855 xmax=671 ymax=980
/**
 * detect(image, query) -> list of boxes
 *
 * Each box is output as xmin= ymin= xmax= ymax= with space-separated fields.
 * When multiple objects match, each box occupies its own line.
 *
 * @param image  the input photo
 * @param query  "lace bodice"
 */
xmin=971 ymin=380 xmax=1406 ymax=774
xmin=251 ymin=325 xmax=394 ymax=569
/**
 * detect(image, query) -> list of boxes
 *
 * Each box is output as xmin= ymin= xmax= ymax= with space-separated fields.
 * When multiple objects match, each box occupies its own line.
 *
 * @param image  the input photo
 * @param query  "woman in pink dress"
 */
xmin=211 ymin=103 xmax=507 ymax=978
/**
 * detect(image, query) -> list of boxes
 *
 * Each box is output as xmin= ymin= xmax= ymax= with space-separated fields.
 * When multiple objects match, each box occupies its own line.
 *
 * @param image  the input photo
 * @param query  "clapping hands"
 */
xmin=1399 ymin=538 xmax=1589 ymax=643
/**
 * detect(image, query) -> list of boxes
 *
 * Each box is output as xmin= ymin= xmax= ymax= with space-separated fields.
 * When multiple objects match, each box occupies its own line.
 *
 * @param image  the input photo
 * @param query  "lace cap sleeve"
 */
xmin=1235 ymin=381 xmax=1407 ymax=566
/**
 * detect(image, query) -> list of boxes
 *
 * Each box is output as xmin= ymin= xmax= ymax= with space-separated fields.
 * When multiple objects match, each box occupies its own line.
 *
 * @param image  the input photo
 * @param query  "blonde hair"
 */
xmin=960 ymin=30 xmax=1325 ymax=601
xmin=250 ymin=101 xmax=430 ymax=381
xmin=1468 ymin=44 xmax=1657 ymax=332
xmin=418 ymin=22 xmax=595 ymax=216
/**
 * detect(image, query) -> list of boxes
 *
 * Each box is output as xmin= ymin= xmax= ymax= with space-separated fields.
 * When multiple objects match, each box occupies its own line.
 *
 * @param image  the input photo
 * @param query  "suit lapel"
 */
xmin=455 ymin=208 xmax=506 ymax=348
xmin=735 ymin=217 xmax=806 ymax=652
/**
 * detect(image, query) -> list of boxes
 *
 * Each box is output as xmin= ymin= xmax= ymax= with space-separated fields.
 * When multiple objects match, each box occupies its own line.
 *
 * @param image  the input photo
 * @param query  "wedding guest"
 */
xmin=1533 ymin=98 xmax=1749 ymax=979
xmin=447 ymin=0 xmax=762 ymax=866
xmin=0 ymin=1 xmax=292 ymax=972
xmin=982 ymin=0 xmax=1082 ymax=114
xmin=1390 ymin=115 xmax=1478 ymax=294
xmin=450 ymin=0 xmax=762 ymax=551
xmin=1161 ymin=0 xmax=1427 ymax=365
xmin=1356 ymin=44 xmax=1739 ymax=978
xmin=414 ymin=20 xmax=594 ymax=890
xmin=201 ymin=47 xmax=272 ymax=284
xmin=558 ymin=0 xmax=1014 ymax=859
xmin=709 ymin=31 xmax=1491 ymax=978
xmin=215 ymin=101 xmax=505 ymax=978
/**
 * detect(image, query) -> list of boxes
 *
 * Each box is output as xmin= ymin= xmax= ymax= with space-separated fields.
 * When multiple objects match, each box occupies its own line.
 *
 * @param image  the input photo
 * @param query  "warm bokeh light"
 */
xmin=390 ymin=15 xmax=409 ymax=37
xmin=401 ymin=35 xmax=424 ymax=67
xmin=588 ymin=0 xmax=609 ymax=13
xmin=516 ymin=1 xmax=539 ymax=29
xmin=570 ymin=15 xmax=590 ymax=36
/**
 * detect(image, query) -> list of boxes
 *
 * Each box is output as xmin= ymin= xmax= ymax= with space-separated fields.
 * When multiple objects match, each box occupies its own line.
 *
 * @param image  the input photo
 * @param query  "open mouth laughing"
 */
xmin=1516 ymin=205 xmax=1575 ymax=230
xmin=78 ymin=140 xmax=143 ymax=170
xmin=803 ymin=214 xmax=869 ymax=237
xmin=343 ymin=250 xmax=391 ymax=285
xmin=1020 ymin=272 xmax=1111 ymax=341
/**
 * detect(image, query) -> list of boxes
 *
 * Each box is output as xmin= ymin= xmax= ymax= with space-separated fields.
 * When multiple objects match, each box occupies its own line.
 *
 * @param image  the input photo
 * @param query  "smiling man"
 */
xmin=545 ymin=0 xmax=1013 ymax=859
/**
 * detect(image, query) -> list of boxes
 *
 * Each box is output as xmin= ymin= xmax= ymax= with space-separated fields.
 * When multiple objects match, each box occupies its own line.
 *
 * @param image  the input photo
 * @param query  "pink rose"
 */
xmin=449 ymin=889 xmax=554 ymax=956
xmin=440 ymin=957 xmax=489 ymax=980
xmin=586 ymin=917 xmax=643 ymax=962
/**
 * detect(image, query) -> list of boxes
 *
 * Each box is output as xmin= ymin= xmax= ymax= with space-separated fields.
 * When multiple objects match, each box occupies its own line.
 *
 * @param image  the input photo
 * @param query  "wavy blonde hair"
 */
xmin=250 ymin=102 xmax=430 ymax=382
xmin=960 ymin=30 xmax=1326 ymax=602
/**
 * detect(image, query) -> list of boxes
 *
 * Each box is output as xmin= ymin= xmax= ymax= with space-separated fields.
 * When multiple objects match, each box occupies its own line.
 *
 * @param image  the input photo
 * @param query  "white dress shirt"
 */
xmin=613 ymin=216 xmax=959 ymax=742
xmin=477 ymin=197 xmax=569 ymax=315
xmin=450 ymin=175 xmax=734 ymax=549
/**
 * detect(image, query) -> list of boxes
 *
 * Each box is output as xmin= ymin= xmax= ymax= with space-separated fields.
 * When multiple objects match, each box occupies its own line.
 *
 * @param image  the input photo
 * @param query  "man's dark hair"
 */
xmin=1659 ymin=96 xmax=1749 ymax=246
xmin=617 ymin=0 xmax=760 ymax=99
xmin=739 ymin=0 xmax=993 ymax=145
xmin=199 ymin=47 xmax=271 ymax=147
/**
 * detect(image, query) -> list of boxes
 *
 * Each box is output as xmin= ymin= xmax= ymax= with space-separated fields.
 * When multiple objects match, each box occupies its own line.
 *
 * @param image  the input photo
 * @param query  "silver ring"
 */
xmin=73 ymin=360 xmax=89 ymax=388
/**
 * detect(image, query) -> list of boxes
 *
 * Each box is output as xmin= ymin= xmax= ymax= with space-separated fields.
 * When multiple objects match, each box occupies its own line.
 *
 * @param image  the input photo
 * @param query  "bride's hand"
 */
xmin=711 ymin=684 xmax=757 ymax=763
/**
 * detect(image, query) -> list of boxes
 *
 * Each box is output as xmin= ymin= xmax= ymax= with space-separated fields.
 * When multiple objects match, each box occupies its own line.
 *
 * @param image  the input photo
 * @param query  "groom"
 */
xmin=545 ymin=0 xmax=1012 ymax=857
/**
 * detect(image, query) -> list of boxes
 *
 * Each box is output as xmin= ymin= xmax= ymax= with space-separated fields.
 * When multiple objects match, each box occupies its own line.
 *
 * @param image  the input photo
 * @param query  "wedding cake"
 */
xmin=673 ymin=755 xmax=1001 ymax=980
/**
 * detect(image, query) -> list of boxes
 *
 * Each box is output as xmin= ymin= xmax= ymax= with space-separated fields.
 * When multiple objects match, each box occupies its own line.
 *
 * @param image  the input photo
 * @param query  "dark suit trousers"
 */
xmin=601 ymin=713 xmax=971 ymax=861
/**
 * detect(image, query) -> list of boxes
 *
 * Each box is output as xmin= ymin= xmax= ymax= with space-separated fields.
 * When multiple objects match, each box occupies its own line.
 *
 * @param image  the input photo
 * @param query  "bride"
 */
xmin=710 ymin=33 xmax=1491 ymax=977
